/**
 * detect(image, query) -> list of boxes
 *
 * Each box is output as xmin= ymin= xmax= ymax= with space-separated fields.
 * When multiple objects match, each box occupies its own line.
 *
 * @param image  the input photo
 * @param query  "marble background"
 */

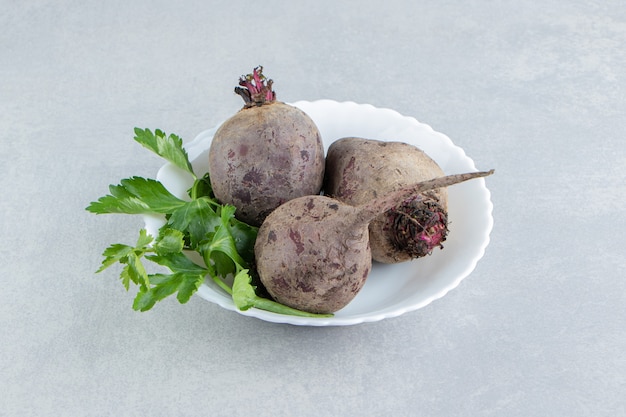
xmin=2 ymin=1 xmax=624 ymax=416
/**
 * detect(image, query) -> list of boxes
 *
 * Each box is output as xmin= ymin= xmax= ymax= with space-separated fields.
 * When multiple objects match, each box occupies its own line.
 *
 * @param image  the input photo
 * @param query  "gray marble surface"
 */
xmin=2 ymin=1 xmax=625 ymax=416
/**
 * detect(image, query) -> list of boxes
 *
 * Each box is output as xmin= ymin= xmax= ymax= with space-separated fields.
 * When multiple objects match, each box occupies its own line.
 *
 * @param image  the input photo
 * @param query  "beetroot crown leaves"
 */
xmin=234 ymin=66 xmax=277 ymax=108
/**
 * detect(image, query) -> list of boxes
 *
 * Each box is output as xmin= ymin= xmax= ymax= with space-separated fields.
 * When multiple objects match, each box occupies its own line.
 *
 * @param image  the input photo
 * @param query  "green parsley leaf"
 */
xmin=133 ymin=128 xmax=194 ymax=177
xmin=198 ymin=205 xmax=249 ymax=277
xmin=168 ymin=198 xmax=220 ymax=248
xmin=131 ymin=252 xmax=208 ymax=311
xmin=86 ymin=177 xmax=187 ymax=215
xmin=190 ymin=173 xmax=214 ymax=199
xmin=231 ymin=269 xmax=257 ymax=311
xmin=136 ymin=228 xmax=153 ymax=248
xmin=153 ymin=228 xmax=185 ymax=255
xmin=208 ymin=205 xmax=247 ymax=267
xmin=229 ymin=218 xmax=258 ymax=267
xmin=122 ymin=251 xmax=150 ymax=290
xmin=96 ymin=230 xmax=153 ymax=273
xmin=145 ymin=251 xmax=208 ymax=277
xmin=132 ymin=271 xmax=205 ymax=311
xmin=97 ymin=243 xmax=134 ymax=273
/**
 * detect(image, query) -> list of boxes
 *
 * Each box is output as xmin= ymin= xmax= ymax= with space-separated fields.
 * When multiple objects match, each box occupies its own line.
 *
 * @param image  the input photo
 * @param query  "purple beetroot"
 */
xmin=325 ymin=137 xmax=452 ymax=263
xmin=208 ymin=66 xmax=325 ymax=226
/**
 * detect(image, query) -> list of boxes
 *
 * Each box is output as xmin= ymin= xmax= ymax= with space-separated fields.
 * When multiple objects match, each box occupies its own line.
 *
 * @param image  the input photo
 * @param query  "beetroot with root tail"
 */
xmin=325 ymin=137 xmax=452 ymax=264
xmin=208 ymin=66 xmax=325 ymax=226
xmin=255 ymin=169 xmax=494 ymax=314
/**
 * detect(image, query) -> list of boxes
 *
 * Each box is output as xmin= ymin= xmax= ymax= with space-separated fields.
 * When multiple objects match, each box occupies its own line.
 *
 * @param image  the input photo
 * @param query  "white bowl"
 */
xmin=146 ymin=100 xmax=494 ymax=326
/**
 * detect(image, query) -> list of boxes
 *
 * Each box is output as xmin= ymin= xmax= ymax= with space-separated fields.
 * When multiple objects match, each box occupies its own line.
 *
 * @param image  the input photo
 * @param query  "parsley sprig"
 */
xmin=87 ymin=128 xmax=331 ymax=318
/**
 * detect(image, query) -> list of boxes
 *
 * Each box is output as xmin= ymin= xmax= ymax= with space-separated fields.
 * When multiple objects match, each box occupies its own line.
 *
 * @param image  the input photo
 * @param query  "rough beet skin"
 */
xmin=324 ymin=137 xmax=450 ymax=263
xmin=208 ymin=66 xmax=325 ymax=226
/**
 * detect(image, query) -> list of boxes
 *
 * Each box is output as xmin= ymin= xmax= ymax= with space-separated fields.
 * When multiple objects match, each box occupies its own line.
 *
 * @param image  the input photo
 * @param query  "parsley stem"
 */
xmin=251 ymin=297 xmax=333 ymax=318
xmin=190 ymin=180 xmax=199 ymax=200
xmin=211 ymin=275 xmax=233 ymax=295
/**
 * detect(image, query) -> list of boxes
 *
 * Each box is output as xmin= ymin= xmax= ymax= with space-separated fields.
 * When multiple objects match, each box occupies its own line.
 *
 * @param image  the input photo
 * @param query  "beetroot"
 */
xmin=255 ymin=170 xmax=494 ymax=314
xmin=208 ymin=66 xmax=325 ymax=226
xmin=324 ymin=137 xmax=450 ymax=263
